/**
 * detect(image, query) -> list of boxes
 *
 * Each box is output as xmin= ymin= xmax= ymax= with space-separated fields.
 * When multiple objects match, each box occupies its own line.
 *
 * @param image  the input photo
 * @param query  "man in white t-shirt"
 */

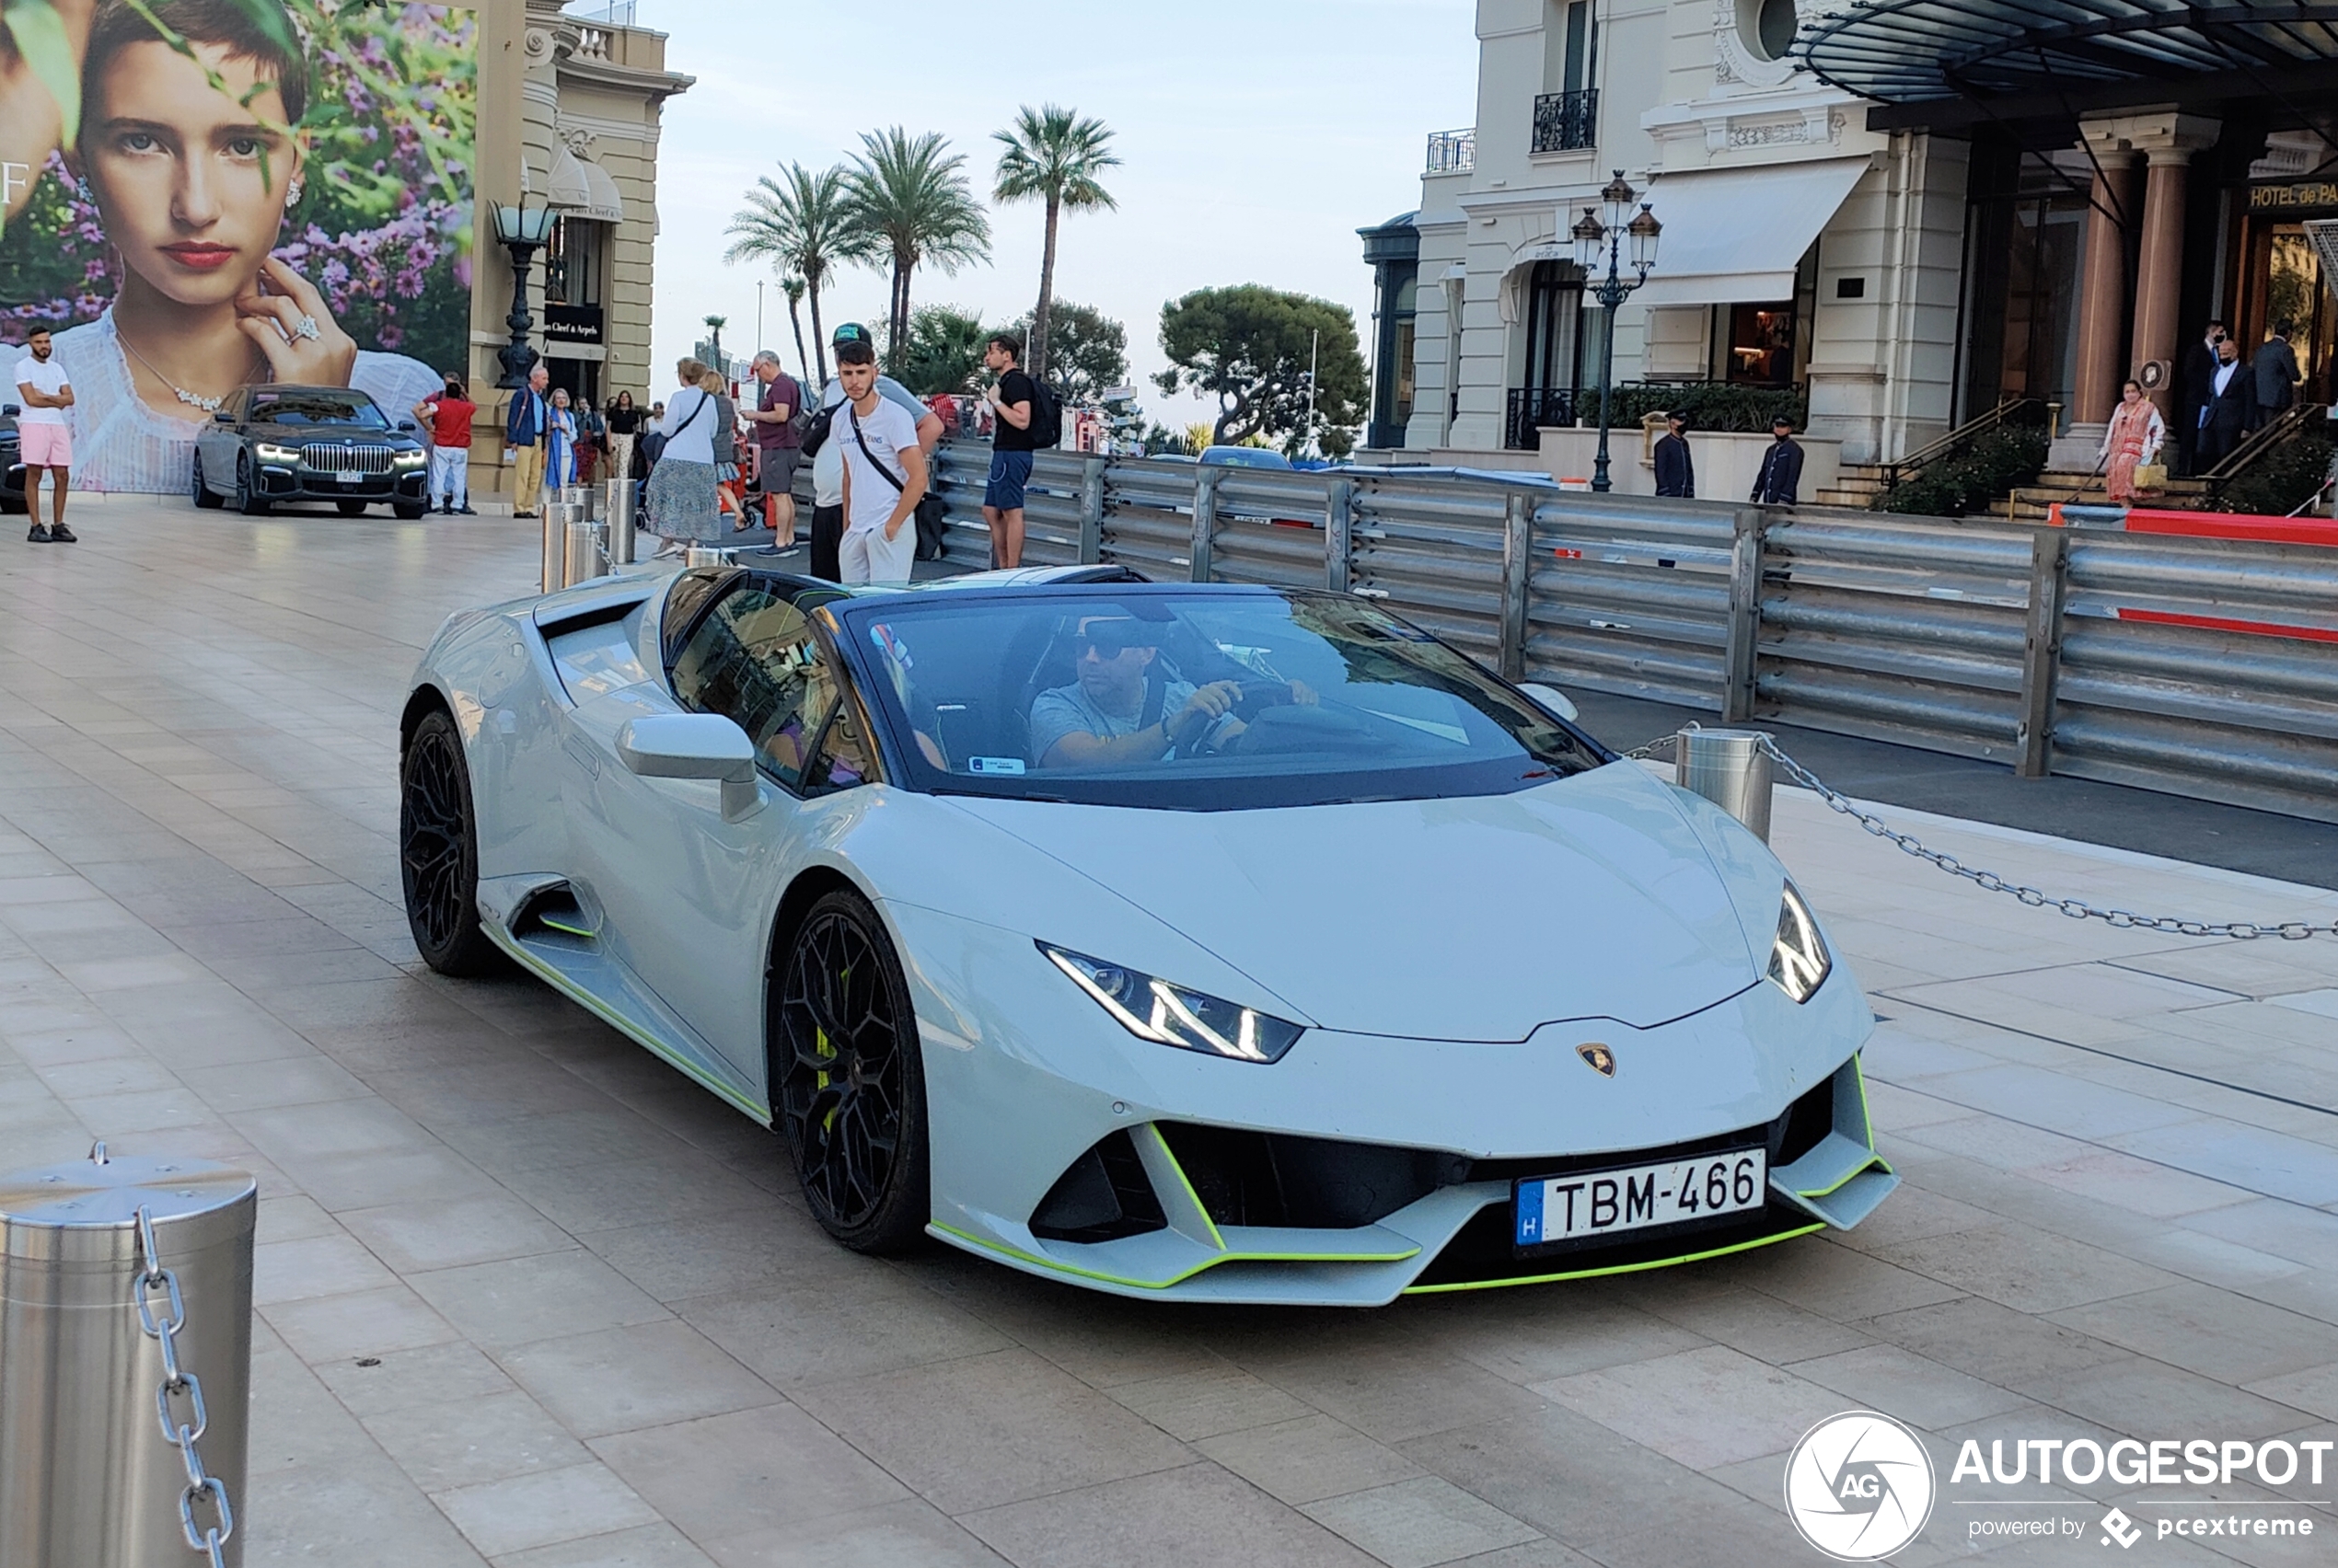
xmin=809 ymin=321 xmax=941 ymax=578
xmin=13 ymin=327 xmax=76 ymax=543
xmin=832 ymin=339 xmax=928 ymax=584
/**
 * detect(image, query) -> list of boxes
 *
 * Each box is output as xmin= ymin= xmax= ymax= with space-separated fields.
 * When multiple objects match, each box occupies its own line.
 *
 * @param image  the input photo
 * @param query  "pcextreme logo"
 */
xmin=1784 ymin=1411 xmax=1937 ymax=1561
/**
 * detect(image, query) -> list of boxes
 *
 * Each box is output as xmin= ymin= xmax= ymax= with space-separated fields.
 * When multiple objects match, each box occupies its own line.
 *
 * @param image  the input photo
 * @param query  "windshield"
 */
xmin=250 ymin=392 xmax=389 ymax=428
xmin=836 ymin=588 xmax=1610 ymax=810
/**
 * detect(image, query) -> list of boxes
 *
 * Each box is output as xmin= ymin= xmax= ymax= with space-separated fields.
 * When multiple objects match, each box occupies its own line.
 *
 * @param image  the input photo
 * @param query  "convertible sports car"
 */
xmin=399 ymin=563 xmax=1894 ymax=1303
xmin=193 ymin=384 xmax=431 ymax=518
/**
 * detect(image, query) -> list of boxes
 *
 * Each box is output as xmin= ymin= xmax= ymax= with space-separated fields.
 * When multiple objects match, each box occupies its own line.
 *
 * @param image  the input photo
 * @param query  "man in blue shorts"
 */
xmin=981 ymin=332 xmax=1038 ymax=568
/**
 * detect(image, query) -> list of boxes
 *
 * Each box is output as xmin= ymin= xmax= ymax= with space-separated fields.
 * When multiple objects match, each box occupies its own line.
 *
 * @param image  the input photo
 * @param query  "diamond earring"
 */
xmin=286 ymin=178 xmax=303 ymax=206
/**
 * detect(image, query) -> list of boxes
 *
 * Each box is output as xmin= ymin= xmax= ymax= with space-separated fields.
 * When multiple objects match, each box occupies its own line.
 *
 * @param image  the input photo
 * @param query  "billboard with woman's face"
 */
xmin=0 ymin=0 xmax=475 ymax=491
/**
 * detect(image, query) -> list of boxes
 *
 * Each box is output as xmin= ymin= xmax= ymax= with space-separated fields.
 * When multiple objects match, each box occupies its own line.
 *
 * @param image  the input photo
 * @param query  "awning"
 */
xmin=1630 ymin=157 xmax=1870 ymax=306
xmin=547 ymin=144 xmax=623 ymax=224
xmin=1800 ymin=0 xmax=2338 ymax=106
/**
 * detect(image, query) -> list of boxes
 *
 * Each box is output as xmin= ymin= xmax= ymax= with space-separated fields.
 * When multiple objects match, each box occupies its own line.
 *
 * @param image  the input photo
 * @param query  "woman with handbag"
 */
xmin=645 ymin=360 xmax=723 ymax=558
xmin=606 ymin=391 xmax=642 ymax=487
xmin=2101 ymin=379 xmax=2167 ymax=503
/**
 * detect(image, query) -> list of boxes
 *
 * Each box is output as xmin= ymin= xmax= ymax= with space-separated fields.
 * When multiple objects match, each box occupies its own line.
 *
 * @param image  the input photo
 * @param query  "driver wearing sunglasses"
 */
xmin=1027 ymin=616 xmax=1248 ymax=768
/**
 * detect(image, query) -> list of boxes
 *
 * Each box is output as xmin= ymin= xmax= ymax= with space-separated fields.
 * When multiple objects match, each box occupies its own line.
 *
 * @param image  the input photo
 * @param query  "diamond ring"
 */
xmin=292 ymin=315 xmax=322 ymax=342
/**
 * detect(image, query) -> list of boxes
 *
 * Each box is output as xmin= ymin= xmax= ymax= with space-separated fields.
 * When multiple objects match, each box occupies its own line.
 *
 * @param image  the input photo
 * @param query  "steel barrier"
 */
xmin=899 ymin=441 xmax=2338 ymax=824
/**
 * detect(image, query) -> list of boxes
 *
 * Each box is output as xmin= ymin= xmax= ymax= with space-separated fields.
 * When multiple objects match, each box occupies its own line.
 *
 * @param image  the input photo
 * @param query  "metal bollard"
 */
xmin=1 ymin=1146 xmax=256 ymax=1568
xmin=605 ymin=477 xmax=636 ymax=567
xmin=1675 ymin=727 xmax=1775 ymax=841
xmin=564 ymin=516 xmax=601 ymax=585
xmin=539 ymin=509 xmax=568 ymax=594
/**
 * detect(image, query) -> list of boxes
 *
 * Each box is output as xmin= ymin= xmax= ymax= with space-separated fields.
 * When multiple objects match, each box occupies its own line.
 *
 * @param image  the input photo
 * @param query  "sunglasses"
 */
xmin=1073 ymin=630 xmax=1147 ymax=659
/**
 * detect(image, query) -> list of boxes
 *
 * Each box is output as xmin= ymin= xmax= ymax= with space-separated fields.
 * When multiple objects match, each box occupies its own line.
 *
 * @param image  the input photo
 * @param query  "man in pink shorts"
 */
xmin=13 ymin=327 xmax=76 ymax=543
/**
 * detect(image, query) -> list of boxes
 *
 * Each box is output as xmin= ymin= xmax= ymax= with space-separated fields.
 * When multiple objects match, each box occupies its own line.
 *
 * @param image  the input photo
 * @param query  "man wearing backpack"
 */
xmin=981 ymin=332 xmax=1046 ymax=569
xmin=808 ymin=323 xmax=942 ymax=579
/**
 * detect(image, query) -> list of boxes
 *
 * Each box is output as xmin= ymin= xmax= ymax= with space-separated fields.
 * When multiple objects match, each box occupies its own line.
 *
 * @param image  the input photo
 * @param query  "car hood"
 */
xmin=941 ymin=762 xmax=1772 ymax=1042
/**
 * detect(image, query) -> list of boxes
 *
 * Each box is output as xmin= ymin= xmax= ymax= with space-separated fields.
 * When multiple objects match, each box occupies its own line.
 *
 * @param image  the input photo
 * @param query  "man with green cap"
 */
xmin=809 ymin=323 xmax=943 ymax=579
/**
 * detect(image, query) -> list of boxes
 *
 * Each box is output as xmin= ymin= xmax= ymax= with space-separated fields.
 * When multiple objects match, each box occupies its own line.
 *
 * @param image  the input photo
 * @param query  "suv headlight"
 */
xmin=253 ymin=442 xmax=298 ymax=463
xmin=391 ymin=448 xmax=426 ymax=467
xmin=1767 ymin=882 xmax=1832 ymax=1003
xmin=1040 ymin=942 xmax=1304 ymax=1063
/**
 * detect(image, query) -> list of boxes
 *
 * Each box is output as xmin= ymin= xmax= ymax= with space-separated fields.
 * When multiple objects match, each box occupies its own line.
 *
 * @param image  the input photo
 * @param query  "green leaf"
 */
xmin=3 ymin=0 xmax=81 ymax=151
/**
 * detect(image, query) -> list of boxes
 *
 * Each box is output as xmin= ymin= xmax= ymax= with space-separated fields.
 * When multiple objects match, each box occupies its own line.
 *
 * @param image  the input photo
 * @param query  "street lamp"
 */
xmin=491 ymin=193 xmax=557 ymax=389
xmin=1570 ymin=169 xmax=1662 ymax=493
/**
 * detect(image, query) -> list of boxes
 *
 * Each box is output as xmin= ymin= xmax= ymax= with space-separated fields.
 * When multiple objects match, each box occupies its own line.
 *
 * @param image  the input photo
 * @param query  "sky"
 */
xmin=627 ymin=0 xmax=1480 ymax=429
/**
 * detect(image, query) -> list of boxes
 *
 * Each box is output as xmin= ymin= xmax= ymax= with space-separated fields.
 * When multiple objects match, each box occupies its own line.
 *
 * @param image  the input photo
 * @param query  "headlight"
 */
xmin=391 ymin=449 xmax=426 ymax=467
xmin=1767 ymin=882 xmax=1832 ymax=1003
xmin=252 ymin=442 xmax=298 ymax=463
xmin=1040 ymin=942 xmax=1304 ymax=1064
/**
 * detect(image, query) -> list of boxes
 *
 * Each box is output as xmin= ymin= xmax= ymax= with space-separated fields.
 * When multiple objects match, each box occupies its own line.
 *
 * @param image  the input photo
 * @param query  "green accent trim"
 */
xmin=1402 ymin=1222 xmax=1826 ymax=1295
xmin=1798 ymin=1155 xmax=1893 ymax=1200
xmin=537 ymin=916 xmax=595 ymax=938
xmin=488 ymin=927 xmax=769 ymax=1123
xmin=928 ymin=1220 xmax=1418 ymax=1292
xmin=1854 ymin=1051 xmax=1877 ymax=1144
xmin=1140 ymin=1123 xmax=1225 ymax=1251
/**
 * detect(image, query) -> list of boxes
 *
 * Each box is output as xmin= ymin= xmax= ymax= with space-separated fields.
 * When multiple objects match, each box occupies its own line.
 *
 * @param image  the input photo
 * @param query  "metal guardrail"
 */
xmin=902 ymin=440 xmax=2338 ymax=825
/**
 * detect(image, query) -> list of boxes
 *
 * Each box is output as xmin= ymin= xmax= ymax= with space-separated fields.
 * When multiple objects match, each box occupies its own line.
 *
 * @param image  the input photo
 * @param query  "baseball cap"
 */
xmin=832 ymin=322 xmax=874 ymax=348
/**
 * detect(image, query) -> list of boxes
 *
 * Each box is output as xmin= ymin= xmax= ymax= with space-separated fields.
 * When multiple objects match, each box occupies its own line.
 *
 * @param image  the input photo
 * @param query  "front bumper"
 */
xmin=254 ymin=463 xmax=427 ymax=502
xmin=893 ymin=902 xmax=1891 ymax=1305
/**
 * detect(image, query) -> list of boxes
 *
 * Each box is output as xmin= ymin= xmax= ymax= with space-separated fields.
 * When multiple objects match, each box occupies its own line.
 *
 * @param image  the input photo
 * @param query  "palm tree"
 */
xmin=992 ymin=105 xmax=1119 ymax=381
xmin=724 ymin=163 xmax=867 ymax=386
xmin=702 ymin=315 xmax=727 ymax=372
xmin=842 ymin=128 xmax=991 ymax=370
xmin=781 ymin=275 xmax=811 ymax=386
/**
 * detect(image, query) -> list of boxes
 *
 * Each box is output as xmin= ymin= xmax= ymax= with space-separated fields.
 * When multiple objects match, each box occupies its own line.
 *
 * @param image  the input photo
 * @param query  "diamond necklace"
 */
xmin=115 ymin=325 xmax=264 ymax=415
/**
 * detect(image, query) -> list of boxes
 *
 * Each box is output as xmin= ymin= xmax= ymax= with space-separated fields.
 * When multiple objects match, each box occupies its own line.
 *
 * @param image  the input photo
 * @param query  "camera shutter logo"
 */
xmin=1783 ymin=1411 xmax=1935 ymax=1561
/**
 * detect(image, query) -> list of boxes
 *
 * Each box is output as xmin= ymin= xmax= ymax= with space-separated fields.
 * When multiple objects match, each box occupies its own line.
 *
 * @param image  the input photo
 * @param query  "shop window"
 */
xmin=1726 ymin=303 xmax=1797 ymax=386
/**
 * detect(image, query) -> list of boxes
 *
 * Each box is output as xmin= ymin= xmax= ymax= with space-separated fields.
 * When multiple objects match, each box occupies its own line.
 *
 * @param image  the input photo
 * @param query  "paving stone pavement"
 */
xmin=5 ymin=495 xmax=2338 ymax=1567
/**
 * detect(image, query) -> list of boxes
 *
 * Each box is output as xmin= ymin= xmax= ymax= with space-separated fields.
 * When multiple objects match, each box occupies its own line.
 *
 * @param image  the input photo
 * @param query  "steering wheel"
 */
xmin=1231 ymin=680 xmax=1296 ymax=720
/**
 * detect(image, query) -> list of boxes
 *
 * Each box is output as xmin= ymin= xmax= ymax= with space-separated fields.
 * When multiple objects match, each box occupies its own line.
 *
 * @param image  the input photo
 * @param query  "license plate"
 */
xmin=336 ymin=469 xmax=362 ymax=486
xmin=1514 ymin=1147 xmax=1766 ymax=1249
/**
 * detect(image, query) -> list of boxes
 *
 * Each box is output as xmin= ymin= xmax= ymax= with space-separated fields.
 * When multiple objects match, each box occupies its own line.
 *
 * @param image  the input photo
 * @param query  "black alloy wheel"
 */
xmin=337 ymin=499 xmax=368 ymax=517
xmin=399 ymin=709 xmax=501 ymax=975
xmin=775 ymin=890 xmax=928 ymax=1252
xmin=235 ymin=454 xmax=269 ymax=515
xmin=191 ymin=453 xmax=222 ymax=509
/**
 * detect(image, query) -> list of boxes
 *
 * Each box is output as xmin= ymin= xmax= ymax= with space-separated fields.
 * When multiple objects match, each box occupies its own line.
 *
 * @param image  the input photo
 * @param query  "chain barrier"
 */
xmin=135 ymin=1205 xmax=234 ymax=1568
xmin=1621 ymin=724 xmax=2338 ymax=940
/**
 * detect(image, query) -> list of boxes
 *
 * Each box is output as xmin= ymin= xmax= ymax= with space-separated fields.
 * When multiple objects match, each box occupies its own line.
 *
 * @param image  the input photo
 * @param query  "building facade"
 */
xmin=471 ymin=0 xmax=689 ymax=496
xmin=1368 ymin=0 xmax=2338 ymax=483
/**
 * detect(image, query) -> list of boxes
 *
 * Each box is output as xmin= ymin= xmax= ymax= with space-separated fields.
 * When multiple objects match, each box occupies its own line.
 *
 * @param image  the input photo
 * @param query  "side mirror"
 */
xmin=399 ymin=420 xmax=419 ymax=432
xmin=1516 ymin=682 xmax=1580 ymax=723
xmin=616 ymin=713 xmax=762 ymax=822
xmin=214 ymin=409 xmax=234 ymax=422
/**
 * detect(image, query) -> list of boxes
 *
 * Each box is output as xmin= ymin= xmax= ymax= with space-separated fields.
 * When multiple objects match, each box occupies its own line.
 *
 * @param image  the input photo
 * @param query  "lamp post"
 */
xmin=492 ymin=194 xmax=557 ymax=389
xmin=1570 ymin=169 xmax=1662 ymax=493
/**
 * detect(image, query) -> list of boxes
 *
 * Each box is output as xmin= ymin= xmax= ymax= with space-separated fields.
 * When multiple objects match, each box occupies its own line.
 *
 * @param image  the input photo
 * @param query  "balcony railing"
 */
xmin=1507 ymin=387 xmax=1580 ymax=450
xmin=1426 ymin=129 xmax=1476 ymax=175
xmin=1532 ymin=89 xmax=1597 ymax=155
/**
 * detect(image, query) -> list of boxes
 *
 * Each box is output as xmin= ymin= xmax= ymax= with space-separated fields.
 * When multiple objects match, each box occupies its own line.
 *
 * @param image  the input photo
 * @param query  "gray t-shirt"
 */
xmin=812 ymin=374 xmax=926 ymax=505
xmin=1027 ymin=677 xmax=1199 ymax=766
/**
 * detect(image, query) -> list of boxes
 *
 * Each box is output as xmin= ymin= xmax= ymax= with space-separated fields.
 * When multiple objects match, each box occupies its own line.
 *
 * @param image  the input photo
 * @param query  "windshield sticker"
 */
xmin=966 ymin=756 xmax=1026 ymax=775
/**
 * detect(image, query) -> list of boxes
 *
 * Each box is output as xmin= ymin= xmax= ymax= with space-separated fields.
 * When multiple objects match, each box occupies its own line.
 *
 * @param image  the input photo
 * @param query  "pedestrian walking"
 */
xmin=1750 ymin=416 xmax=1804 ymax=505
xmin=1653 ymin=412 xmax=1694 ymax=498
xmin=833 ymin=335 xmax=928 ymax=584
xmin=743 ymin=351 xmax=802 ymax=546
xmin=2198 ymin=337 xmax=2253 ymax=466
xmin=807 ymin=323 xmax=944 ymax=581
xmin=419 ymin=374 xmax=476 ymax=514
xmin=2099 ymin=379 xmax=2165 ymax=503
xmin=14 ymin=326 xmax=77 ymax=542
xmin=504 ymin=363 xmax=551 ymax=518
xmin=606 ymin=391 xmax=642 ymax=491
xmin=645 ymin=358 xmax=723 ymax=557
xmin=548 ymin=388 xmax=579 ymax=490
xmin=2252 ymin=321 xmax=2301 ymax=430
xmin=700 ymin=367 xmax=747 ymax=530
xmin=981 ymin=332 xmax=1038 ymax=568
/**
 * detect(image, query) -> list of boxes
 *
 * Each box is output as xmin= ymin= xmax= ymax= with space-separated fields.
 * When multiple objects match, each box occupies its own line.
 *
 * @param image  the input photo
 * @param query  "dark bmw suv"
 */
xmin=192 ymin=384 xmax=430 ymax=517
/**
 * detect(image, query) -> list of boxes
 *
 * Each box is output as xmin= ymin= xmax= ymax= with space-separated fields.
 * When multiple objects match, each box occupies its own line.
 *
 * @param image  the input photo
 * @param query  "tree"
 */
xmin=1153 ymin=285 xmax=1368 ymax=456
xmin=723 ymin=162 xmax=869 ymax=386
xmin=843 ymin=128 xmax=990 ymax=371
xmin=781 ymin=274 xmax=811 ymax=386
xmin=1010 ymin=299 xmax=1128 ymax=405
xmin=702 ymin=314 xmax=728 ymax=373
xmin=992 ymin=105 xmax=1119 ymax=383
xmin=885 ymin=305 xmax=991 ymax=397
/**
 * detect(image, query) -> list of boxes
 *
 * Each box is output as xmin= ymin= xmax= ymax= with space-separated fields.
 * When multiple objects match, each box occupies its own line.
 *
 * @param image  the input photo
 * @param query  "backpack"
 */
xmin=1024 ymin=378 xmax=1062 ymax=448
